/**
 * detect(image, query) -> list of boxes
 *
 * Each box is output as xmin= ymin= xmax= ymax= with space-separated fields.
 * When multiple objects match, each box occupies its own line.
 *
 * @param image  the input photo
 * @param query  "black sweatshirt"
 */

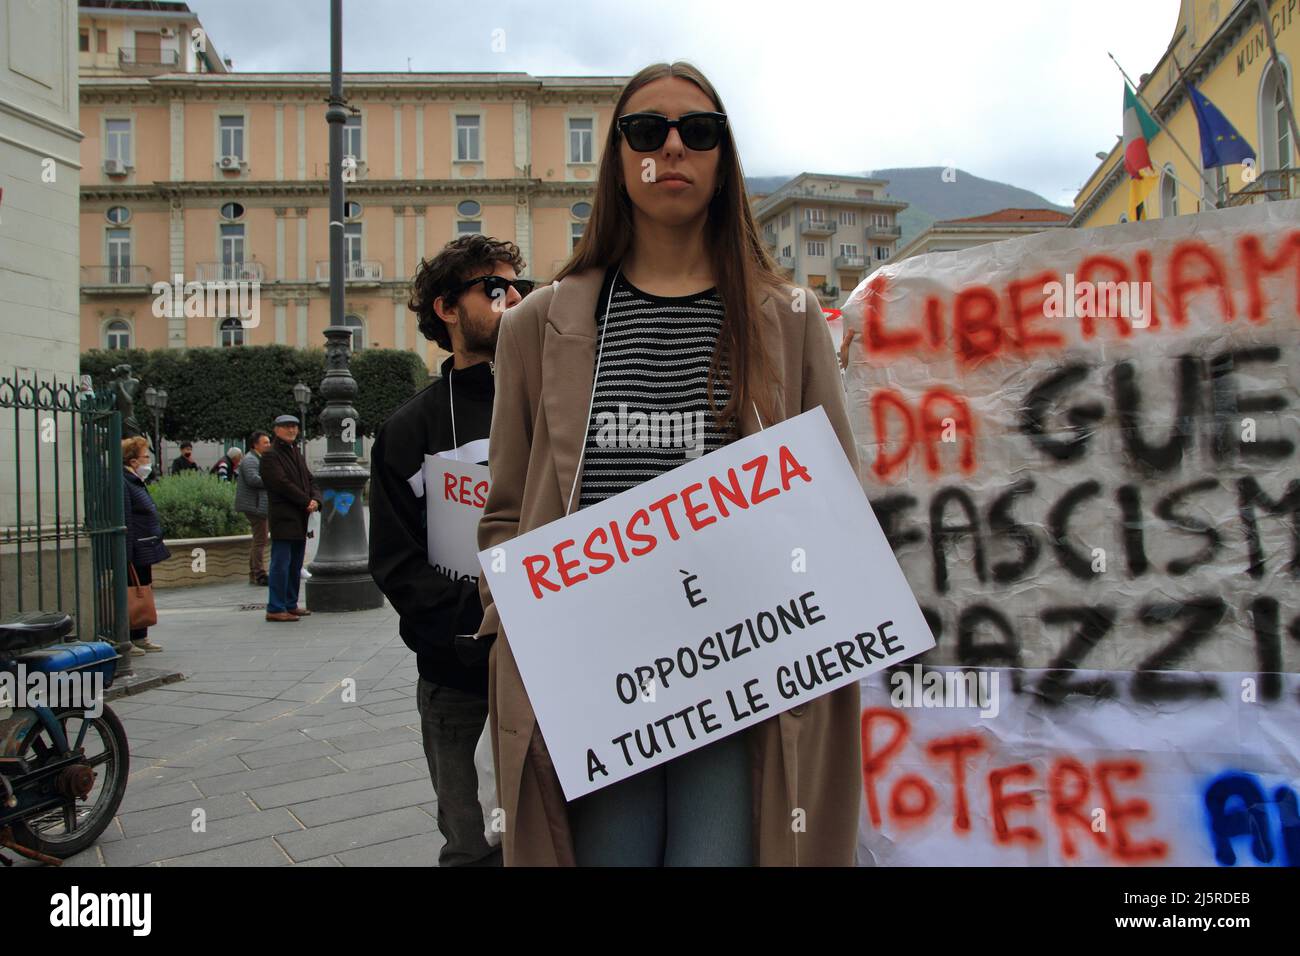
xmin=368 ymin=356 xmax=495 ymax=695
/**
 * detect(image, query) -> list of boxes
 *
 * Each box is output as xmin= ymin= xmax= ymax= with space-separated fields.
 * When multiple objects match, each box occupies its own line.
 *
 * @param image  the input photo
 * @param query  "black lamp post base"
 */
xmin=114 ymin=640 xmax=135 ymax=677
xmin=304 ymin=573 xmax=384 ymax=612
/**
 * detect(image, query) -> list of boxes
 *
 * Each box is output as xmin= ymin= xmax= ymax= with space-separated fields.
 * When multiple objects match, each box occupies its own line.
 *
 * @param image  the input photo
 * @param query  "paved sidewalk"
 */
xmin=19 ymin=578 xmax=451 ymax=867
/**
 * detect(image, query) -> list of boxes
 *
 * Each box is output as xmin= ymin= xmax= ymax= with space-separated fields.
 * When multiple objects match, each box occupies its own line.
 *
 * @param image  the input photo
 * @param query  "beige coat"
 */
xmin=476 ymin=266 xmax=862 ymax=866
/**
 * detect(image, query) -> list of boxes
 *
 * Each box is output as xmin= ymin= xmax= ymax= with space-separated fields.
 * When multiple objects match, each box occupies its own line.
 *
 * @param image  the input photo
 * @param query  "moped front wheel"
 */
xmin=10 ymin=705 xmax=129 ymax=859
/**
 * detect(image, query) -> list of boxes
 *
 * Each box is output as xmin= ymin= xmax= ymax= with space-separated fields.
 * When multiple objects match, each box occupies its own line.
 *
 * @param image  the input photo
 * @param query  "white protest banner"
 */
xmin=857 ymin=667 xmax=1300 ymax=867
xmin=478 ymin=405 xmax=935 ymax=799
xmin=424 ymin=439 xmax=490 ymax=582
xmin=835 ymin=200 xmax=1300 ymax=867
xmin=839 ymin=199 xmax=1300 ymax=677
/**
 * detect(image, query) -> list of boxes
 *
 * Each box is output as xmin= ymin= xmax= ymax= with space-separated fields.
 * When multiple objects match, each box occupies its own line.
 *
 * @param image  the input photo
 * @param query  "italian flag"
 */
xmin=1123 ymin=84 xmax=1160 ymax=220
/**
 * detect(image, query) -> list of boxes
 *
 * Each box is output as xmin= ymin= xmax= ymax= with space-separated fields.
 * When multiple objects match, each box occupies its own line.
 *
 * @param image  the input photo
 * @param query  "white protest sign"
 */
xmin=479 ymin=406 xmax=936 ymax=799
xmin=438 ymin=437 xmax=488 ymax=465
xmin=424 ymin=440 xmax=490 ymax=582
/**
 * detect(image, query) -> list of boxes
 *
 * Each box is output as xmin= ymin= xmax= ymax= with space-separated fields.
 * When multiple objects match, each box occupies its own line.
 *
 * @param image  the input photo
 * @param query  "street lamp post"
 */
xmin=156 ymin=388 xmax=167 ymax=467
xmin=142 ymin=386 xmax=168 ymax=474
xmin=303 ymin=0 xmax=383 ymax=613
xmin=143 ymin=386 xmax=155 ymax=433
xmin=293 ymin=382 xmax=312 ymax=445
xmin=304 ymin=336 xmax=384 ymax=613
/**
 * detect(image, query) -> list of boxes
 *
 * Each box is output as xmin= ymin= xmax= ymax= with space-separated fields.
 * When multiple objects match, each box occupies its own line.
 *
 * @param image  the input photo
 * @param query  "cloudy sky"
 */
xmin=190 ymin=0 xmax=1179 ymax=207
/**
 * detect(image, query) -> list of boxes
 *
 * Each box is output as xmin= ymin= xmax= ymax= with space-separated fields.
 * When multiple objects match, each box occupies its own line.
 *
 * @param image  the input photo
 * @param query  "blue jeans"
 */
xmin=569 ymin=731 xmax=753 ymax=866
xmin=267 ymin=539 xmax=306 ymax=613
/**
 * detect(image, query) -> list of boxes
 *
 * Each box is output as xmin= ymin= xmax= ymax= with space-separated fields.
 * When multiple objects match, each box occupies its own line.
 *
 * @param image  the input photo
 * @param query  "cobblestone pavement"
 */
xmin=15 ymin=578 xmax=446 ymax=867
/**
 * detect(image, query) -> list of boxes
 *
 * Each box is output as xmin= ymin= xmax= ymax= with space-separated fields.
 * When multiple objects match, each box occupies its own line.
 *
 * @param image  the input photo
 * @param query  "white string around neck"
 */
xmin=447 ymin=367 xmax=460 ymax=460
xmin=566 ymin=265 xmax=621 ymax=516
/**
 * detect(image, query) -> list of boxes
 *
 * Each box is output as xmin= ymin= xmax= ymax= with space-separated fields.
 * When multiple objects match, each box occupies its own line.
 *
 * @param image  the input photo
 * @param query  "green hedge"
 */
xmin=81 ymin=345 xmax=429 ymax=444
xmin=147 ymin=472 xmax=249 ymax=540
xmin=351 ymin=350 xmax=432 ymax=442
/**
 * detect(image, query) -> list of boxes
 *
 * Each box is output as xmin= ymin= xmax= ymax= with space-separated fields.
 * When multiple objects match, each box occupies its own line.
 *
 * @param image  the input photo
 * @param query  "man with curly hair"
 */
xmin=368 ymin=234 xmax=533 ymax=866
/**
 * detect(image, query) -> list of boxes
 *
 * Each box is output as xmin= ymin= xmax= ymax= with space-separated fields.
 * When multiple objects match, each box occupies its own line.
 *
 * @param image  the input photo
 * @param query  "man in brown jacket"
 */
xmin=259 ymin=414 xmax=322 ymax=622
xmin=475 ymin=269 xmax=862 ymax=866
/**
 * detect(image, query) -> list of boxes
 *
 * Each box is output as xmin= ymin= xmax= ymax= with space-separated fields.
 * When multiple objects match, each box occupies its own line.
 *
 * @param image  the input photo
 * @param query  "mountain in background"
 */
xmin=747 ymin=167 xmax=1071 ymax=246
xmin=747 ymin=175 xmax=802 ymax=195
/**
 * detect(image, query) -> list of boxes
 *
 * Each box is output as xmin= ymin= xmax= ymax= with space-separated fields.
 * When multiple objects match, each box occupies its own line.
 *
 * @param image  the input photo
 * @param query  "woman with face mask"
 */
xmin=476 ymin=62 xmax=861 ymax=866
xmin=122 ymin=436 xmax=170 ymax=655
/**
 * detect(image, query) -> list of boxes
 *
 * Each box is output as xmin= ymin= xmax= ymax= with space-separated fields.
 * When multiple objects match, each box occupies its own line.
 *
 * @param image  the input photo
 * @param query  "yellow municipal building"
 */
xmin=1073 ymin=0 xmax=1297 ymax=226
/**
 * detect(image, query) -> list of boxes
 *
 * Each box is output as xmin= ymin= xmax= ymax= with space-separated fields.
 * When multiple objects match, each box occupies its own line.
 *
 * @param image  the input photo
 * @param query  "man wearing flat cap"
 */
xmin=259 ymin=414 xmax=322 ymax=622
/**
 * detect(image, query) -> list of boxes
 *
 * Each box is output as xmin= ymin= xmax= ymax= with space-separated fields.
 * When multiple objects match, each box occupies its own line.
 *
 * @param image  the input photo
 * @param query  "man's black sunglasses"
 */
xmin=616 ymin=111 xmax=728 ymax=152
xmin=452 ymin=274 xmax=536 ymax=301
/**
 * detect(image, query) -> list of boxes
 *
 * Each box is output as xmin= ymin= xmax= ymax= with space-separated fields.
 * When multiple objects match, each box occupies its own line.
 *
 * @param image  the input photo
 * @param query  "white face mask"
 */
xmin=134 ymin=463 xmax=152 ymax=480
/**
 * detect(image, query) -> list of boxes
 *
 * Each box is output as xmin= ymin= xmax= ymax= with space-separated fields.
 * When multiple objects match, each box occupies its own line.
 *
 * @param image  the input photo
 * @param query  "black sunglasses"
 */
xmin=452 ymin=274 xmax=535 ymax=302
xmin=616 ymin=111 xmax=728 ymax=152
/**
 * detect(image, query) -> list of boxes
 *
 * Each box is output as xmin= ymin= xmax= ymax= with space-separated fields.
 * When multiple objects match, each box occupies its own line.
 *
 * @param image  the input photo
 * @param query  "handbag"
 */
xmin=127 ymin=564 xmax=158 ymax=630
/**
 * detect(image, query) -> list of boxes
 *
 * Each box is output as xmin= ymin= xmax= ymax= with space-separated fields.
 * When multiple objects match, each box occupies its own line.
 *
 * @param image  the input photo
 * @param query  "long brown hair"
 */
xmin=555 ymin=61 xmax=786 ymax=427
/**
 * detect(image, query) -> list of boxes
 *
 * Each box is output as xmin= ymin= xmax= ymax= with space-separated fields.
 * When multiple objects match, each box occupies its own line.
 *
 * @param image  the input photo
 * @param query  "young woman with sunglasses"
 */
xmin=476 ymin=62 xmax=861 ymax=866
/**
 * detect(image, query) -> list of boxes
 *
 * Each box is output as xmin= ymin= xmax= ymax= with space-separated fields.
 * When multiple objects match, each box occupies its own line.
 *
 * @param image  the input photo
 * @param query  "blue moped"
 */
xmin=0 ymin=612 xmax=128 ymax=865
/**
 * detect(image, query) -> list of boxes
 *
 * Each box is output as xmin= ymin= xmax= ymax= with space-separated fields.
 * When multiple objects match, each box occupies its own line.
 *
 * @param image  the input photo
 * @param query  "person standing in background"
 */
xmin=369 ymin=234 xmax=531 ymax=867
xmin=259 ymin=415 xmax=320 ymax=623
xmin=211 ymin=446 xmax=242 ymax=482
xmin=170 ymin=441 xmax=199 ymax=476
xmin=236 ymin=431 xmax=272 ymax=587
xmin=122 ymin=436 xmax=169 ymax=655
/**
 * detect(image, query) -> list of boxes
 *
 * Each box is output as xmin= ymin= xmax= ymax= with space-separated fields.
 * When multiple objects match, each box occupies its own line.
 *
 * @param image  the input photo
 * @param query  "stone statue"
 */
xmin=110 ymin=363 xmax=146 ymax=440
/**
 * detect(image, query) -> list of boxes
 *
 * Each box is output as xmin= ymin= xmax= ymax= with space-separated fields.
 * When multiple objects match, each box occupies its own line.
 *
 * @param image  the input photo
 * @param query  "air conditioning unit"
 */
xmin=159 ymin=26 xmax=176 ymax=38
xmin=219 ymin=155 xmax=240 ymax=170
xmin=103 ymin=158 xmax=126 ymax=175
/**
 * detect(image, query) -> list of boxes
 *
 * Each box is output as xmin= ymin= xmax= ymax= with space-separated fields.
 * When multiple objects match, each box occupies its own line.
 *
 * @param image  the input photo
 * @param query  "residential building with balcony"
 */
xmin=753 ymin=172 xmax=908 ymax=308
xmin=79 ymin=52 xmax=625 ymax=368
xmin=77 ymin=0 xmax=228 ymax=77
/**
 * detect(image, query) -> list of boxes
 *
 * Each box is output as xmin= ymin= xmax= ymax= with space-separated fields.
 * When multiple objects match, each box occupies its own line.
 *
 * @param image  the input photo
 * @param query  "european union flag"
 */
xmin=1184 ymin=80 xmax=1256 ymax=169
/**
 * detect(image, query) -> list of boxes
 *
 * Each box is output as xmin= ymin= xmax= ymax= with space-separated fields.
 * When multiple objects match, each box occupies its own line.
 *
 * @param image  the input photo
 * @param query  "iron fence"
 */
xmin=0 ymin=372 xmax=126 ymax=646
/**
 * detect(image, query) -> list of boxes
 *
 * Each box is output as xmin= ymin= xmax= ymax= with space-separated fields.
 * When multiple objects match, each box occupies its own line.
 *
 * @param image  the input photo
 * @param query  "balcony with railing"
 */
xmin=762 ymin=229 xmax=778 ymax=249
xmin=315 ymin=260 xmax=383 ymax=285
xmin=196 ymin=261 xmax=265 ymax=283
xmin=117 ymin=47 xmax=181 ymax=73
xmin=774 ymin=255 xmax=795 ymax=271
xmin=799 ymin=219 xmax=837 ymax=237
xmin=1225 ymin=168 xmax=1298 ymax=207
xmin=81 ymin=265 xmax=152 ymax=294
xmin=866 ymin=223 xmax=903 ymax=240
xmin=833 ymin=254 xmax=867 ymax=270
xmin=755 ymin=184 xmax=910 ymax=216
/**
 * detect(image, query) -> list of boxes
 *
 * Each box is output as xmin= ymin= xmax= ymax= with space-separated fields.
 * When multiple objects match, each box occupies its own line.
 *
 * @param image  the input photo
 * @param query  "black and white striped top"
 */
xmin=577 ymin=268 xmax=735 ymax=509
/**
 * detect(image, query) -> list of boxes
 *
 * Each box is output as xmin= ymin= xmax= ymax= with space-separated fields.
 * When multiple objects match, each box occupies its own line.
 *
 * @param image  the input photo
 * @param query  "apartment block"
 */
xmin=753 ymin=172 xmax=908 ymax=308
xmin=77 ymin=3 xmax=624 ymax=370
